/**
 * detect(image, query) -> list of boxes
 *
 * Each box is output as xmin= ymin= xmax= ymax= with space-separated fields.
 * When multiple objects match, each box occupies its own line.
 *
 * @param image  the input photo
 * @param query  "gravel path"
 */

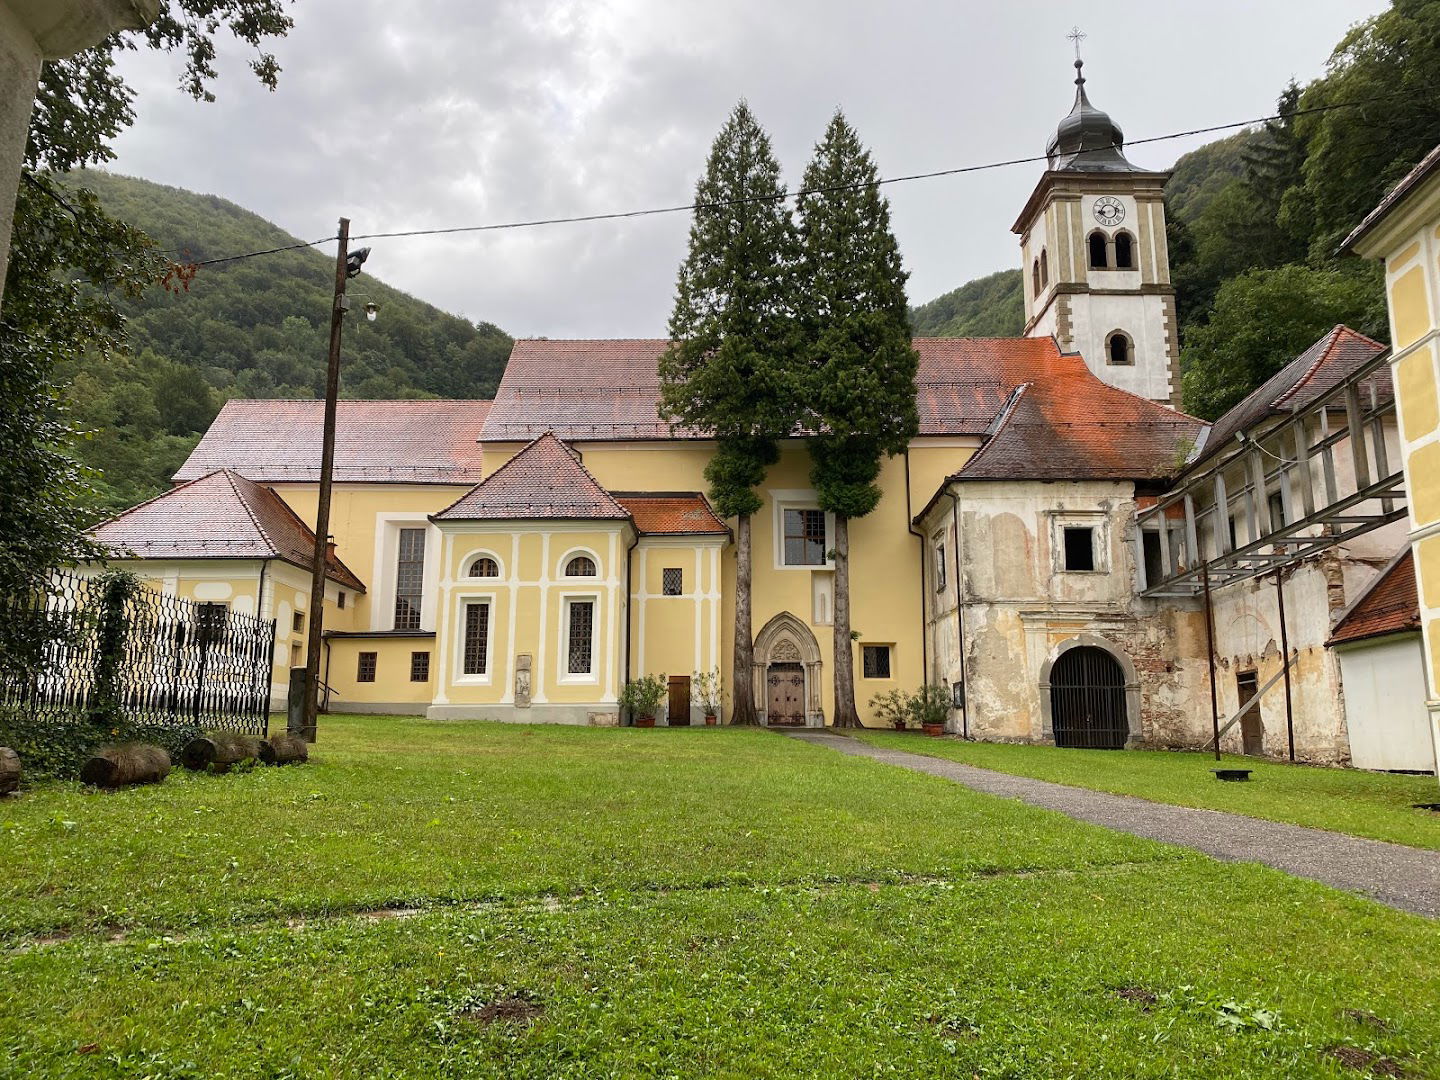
xmin=784 ymin=730 xmax=1440 ymax=918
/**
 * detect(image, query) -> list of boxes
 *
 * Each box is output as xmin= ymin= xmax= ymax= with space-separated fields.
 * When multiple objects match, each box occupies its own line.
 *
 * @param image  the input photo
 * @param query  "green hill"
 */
xmin=910 ymin=268 xmax=1024 ymax=338
xmin=56 ymin=170 xmax=512 ymax=515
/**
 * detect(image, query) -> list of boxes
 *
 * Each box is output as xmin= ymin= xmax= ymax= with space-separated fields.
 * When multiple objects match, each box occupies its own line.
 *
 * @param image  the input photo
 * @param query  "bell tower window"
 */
xmin=1106 ymin=331 xmax=1135 ymax=366
xmin=1114 ymin=231 xmax=1135 ymax=269
xmin=1032 ymin=258 xmax=1041 ymax=296
xmin=1039 ymin=249 xmax=1049 ymax=287
xmin=1088 ymin=231 xmax=1109 ymax=269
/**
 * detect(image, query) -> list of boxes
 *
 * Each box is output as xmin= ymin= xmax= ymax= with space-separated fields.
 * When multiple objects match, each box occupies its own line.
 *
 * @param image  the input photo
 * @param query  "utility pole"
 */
xmin=298 ymin=217 xmax=350 ymax=742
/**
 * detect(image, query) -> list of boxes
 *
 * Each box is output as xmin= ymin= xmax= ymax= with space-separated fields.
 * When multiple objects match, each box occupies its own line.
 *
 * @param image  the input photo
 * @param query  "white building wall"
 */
xmin=1335 ymin=634 xmax=1435 ymax=772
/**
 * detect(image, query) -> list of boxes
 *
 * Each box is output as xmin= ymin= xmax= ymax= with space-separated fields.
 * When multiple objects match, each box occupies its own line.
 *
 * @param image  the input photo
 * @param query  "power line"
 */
xmin=178 ymin=88 xmax=1423 ymax=267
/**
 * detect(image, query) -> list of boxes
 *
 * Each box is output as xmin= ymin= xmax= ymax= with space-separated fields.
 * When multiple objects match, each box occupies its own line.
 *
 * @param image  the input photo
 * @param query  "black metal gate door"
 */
xmin=1049 ymin=647 xmax=1128 ymax=750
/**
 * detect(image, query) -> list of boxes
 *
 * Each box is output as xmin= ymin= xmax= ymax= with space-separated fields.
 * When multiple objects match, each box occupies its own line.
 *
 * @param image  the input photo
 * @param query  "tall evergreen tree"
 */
xmin=659 ymin=102 xmax=800 ymax=726
xmin=795 ymin=113 xmax=918 ymax=728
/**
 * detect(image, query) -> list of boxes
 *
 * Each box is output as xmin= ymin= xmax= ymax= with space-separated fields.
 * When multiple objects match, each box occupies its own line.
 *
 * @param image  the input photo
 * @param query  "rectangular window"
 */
xmin=567 ymin=599 xmax=595 ymax=675
xmin=783 ymin=508 xmax=827 ymax=566
xmin=1227 ymin=515 xmax=1238 ymax=551
xmin=292 ymin=611 xmax=304 ymax=634
xmin=862 ymin=645 xmax=892 ymax=680
xmin=463 ymin=601 xmax=490 ymax=675
xmin=196 ymin=602 xmax=229 ymax=646
xmin=337 ymin=591 xmax=346 ymax=610
xmin=410 ymin=651 xmax=430 ymax=682
xmin=1266 ymin=491 xmax=1285 ymax=531
xmin=662 ymin=567 xmax=683 ymax=596
xmin=290 ymin=642 xmax=301 ymax=668
xmin=934 ymin=541 xmax=947 ymax=591
xmin=1142 ymin=530 xmax=1163 ymax=587
xmin=393 ymin=527 xmax=426 ymax=630
xmin=357 ymin=652 xmax=377 ymax=682
xmin=1063 ymin=527 xmax=1096 ymax=572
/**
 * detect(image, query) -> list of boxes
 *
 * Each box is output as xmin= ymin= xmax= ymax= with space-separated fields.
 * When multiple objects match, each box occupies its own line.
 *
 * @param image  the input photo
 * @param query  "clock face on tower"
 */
xmin=1093 ymin=196 xmax=1125 ymax=226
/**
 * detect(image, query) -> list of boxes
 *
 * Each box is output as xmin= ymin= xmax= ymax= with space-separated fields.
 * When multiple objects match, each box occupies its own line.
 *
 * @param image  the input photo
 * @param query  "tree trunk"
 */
xmin=259 ymin=732 xmax=309 ymax=765
xmin=831 ymin=514 xmax=862 ymax=728
xmin=730 ymin=512 xmax=759 ymax=725
xmin=80 ymin=743 xmax=171 ymax=789
xmin=0 ymin=747 xmax=19 ymax=794
xmin=180 ymin=732 xmax=263 ymax=772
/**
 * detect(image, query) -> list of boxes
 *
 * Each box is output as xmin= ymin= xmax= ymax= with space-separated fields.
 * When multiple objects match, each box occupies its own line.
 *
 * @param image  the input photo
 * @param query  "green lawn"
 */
xmin=2 ymin=715 xmax=1439 ymax=1078
xmin=854 ymin=733 xmax=1440 ymax=851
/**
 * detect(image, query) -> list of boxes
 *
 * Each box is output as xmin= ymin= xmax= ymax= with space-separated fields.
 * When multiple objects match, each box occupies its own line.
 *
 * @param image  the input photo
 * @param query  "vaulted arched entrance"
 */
xmin=1048 ymin=645 xmax=1128 ymax=749
xmin=753 ymin=612 xmax=823 ymax=727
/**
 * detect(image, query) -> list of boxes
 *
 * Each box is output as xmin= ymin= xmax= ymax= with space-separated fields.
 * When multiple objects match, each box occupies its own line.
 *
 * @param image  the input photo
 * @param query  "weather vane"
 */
xmin=1066 ymin=25 xmax=1086 ymax=61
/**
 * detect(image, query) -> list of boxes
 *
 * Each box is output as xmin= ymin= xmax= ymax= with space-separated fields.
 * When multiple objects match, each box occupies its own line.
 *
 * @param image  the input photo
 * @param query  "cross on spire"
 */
xmin=1066 ymin=25 xmax=1086 ymax=61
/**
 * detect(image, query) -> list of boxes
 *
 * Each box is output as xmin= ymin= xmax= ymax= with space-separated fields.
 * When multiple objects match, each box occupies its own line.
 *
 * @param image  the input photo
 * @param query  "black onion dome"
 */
xmin=1045 ymin=60 xmax=1141 ymax=172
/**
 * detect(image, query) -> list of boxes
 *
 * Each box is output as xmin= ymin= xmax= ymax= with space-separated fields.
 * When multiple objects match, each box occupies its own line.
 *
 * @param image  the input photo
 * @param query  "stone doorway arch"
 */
xmin=1038 ymin=634 xmax=1141 ymax=747
xmin=753 ymin=612 xmax=824 ymax=727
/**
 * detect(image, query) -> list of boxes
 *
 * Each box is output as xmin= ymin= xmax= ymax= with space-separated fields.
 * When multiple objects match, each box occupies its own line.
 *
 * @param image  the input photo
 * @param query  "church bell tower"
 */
xmin=1013 ymin=43 xmax=1181 ymax=407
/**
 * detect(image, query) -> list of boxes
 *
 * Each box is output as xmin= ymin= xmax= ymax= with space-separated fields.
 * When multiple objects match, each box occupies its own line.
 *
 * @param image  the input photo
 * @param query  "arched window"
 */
xmin=1106 ymin=330 xmax=1134 ymax=366
xmin=565 ymin=555 xmax=597 ymax=578
xmin=468 ymin=556 xmax=499 ymax=578
xmin=1032 ymin=258 xmax=1041 ymax=295
xmin=1088 ymin=231 xmax=1109 ymax=269
xmin=1113 ymin=231 xmax=1135 ymax=269
xmin=1039 ymin=248 xmax=1049 ymax=288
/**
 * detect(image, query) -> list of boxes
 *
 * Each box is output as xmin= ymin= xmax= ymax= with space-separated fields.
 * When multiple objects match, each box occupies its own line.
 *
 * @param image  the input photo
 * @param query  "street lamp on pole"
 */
xmin=295 ymin=221 xmax=367 ymax=742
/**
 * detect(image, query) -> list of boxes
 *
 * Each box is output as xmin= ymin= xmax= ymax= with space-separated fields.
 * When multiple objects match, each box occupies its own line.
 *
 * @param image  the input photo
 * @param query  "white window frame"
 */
xmin=861 ymin=643 xmax=894 ymax=680
xmin=559 ymin=592 xmax=600 ymax=684
xmin=932 ymin=532 xmax=947 ymax=591
xmin=452 ymin=594 xmax=496 ymax=685
xmin=463 ymin=550 xmax=504 ymax=579
xmin=1051 ymin=512 xmax=1109 ymax=575
xmin=558 ymin=547 xmax=601 ymax=580
xmin=773 ymin=492 xmax=835 ymax=570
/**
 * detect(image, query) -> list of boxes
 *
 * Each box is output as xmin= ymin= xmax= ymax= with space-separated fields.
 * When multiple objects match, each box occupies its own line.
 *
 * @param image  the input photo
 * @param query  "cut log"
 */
xmin=0 ymin=747 xmax=19 ymax=794
xmin=180 ymin=732 xmax=263 ymax=772
xmin=80 ymin=743 xmax=171 ymax=789
xmin=259 ymin=733 xmax=309 ymax=765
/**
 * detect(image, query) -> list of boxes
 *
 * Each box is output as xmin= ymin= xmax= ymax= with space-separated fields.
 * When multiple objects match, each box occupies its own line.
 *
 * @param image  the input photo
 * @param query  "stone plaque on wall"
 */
xmin=515 ymin=653 xmax=532 ymax=708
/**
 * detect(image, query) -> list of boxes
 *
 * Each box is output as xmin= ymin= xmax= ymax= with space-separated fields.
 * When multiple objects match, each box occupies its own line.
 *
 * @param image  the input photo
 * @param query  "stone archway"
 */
xmin=753 ymin=612 xmax=824 ymax=727
xmin=1038 ymin=634 xmax=1141 ymax=747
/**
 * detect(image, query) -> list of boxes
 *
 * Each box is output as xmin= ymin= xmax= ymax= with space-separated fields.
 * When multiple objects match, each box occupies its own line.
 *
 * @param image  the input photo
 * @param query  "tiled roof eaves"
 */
xmin=1340 ymin=141 xmax=1440 ymax=254
xmin=1326 ymin=549 xmax=1420 ymax=647
xmin=432 ymin=432 xmax=631 ymax=522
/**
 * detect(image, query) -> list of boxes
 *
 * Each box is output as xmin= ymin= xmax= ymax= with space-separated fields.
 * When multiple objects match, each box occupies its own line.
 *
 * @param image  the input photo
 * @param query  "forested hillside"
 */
xmin=911 ymin=0 xmax=1437 ymax=421
xmin=58 ymin=171 xmax=511 ymax=515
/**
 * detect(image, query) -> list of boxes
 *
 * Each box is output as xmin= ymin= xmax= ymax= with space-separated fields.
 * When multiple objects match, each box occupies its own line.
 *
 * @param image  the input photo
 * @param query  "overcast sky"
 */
xmin=107 ymin=0 xmax=1386 ymax=338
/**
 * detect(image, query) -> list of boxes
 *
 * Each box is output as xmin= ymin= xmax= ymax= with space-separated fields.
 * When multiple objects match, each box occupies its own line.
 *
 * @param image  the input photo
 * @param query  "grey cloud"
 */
xmin=108 ymin=0 xmax=1385 ymax=338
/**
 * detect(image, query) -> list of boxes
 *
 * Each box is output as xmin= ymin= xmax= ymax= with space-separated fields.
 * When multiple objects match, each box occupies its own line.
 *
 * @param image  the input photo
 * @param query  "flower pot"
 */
xmin=634 ymin=716 xmax=656 ymax=728
xmin=922 ymin=722 xmax=944 ymax=737
xmin=704 ymin=714 xmax=717 ymax=726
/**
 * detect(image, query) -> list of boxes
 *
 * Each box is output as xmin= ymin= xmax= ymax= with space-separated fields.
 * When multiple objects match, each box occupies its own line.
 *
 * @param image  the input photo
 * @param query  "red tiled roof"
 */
xmin=90 ymin=470 xmax=365 ymax=591
xmin=953 ymin=354 xmax=1205 ymax=482
xmin=478 ymin=337 xmax=1094 ymax=442
xmin=175 ymin=399 xmax=491 ymax=484
xmin=1193 ymin=326 xmax=1388 ymax=471
xmin=1328 ymin=550 xmax=1421 ymax=647
xmin=615 ymin=493 xmax=729 ymax=536
xmin=433 ymin=433 xmax=630 ymax=521
xmin=1341 ymin=141 xmax=1440 ymax=254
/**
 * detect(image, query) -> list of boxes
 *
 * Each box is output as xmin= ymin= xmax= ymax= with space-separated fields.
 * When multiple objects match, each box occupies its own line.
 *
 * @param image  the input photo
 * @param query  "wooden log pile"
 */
xmin=80 ymin=743 xmax=171 ymax=789
xmin=180 ymin=733 xmax=263 ymax=772
xmin=259 ymin=733 xmax=309 ymax=765
xmin=0 ymin=747 xmax=19 ymax=794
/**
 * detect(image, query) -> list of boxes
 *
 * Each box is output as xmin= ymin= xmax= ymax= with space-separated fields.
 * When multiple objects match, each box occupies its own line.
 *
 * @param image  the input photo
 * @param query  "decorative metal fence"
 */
xmin=0 ymin=570 xmax=276 ymax=738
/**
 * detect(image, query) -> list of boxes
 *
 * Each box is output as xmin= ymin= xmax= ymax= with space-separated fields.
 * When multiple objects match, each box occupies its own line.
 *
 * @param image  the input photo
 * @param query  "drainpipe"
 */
xmin=621 ymin=524 xmax=640 ymax=726
xmin=903 ymin=449 xmax=930 ymax=682
xmin=947 ymin=488 xmax=972 ymax=739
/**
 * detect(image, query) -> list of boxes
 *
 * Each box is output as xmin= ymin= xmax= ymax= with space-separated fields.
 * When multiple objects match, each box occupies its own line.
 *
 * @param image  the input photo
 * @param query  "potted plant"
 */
xmin=620 ymin=673 xmax=667 ymax=728
xmin=912 ymin=684 xmax=950 ymax=737
xmin=693 ymin=668 xmax=722 ymax=725
xmin=870 ymin=688 xmax=911 ymax=731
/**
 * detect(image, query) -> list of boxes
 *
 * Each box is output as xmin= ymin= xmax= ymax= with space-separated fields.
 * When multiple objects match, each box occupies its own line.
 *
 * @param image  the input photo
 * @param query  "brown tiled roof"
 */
xmin=478 ymin=336 xmax=1102 ymax=442
xmin=1192 ymin=326 xmax=1388 ymax=471
xmin=1328 ymin=550 xmax=1420 ymax=647
xmin=90 ymin=470 xmax=365 ymax=591
xmin=953 ymin=355 xmax=1205 ymax=482
xmin=433 ymin=433 xmax=630 ymax=521
xmin=615 ymin=493 xmax=729 ymax=536
xmin=1341 ymin=141 xmax=1440 ymax=254
xmin=175 ymin=399 xmax=491 ymax=484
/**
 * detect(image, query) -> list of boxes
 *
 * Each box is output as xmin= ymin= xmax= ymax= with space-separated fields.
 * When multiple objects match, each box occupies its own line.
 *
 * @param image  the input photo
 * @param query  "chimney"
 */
xmin=325 ymin=534 xmax=336 ymax=562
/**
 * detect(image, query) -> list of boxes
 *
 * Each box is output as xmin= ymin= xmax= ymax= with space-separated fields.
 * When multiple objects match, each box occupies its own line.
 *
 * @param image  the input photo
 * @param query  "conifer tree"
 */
xmin=659 ymin=102 xmax=800 ymax=726
xmin=796 ymin=112 xmax=918 ymax=728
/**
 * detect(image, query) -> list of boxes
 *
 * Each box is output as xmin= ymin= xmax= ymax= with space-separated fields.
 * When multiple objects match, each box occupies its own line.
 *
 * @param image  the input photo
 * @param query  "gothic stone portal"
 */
xmin=753 ymin=612 xmax=824 ymax=727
